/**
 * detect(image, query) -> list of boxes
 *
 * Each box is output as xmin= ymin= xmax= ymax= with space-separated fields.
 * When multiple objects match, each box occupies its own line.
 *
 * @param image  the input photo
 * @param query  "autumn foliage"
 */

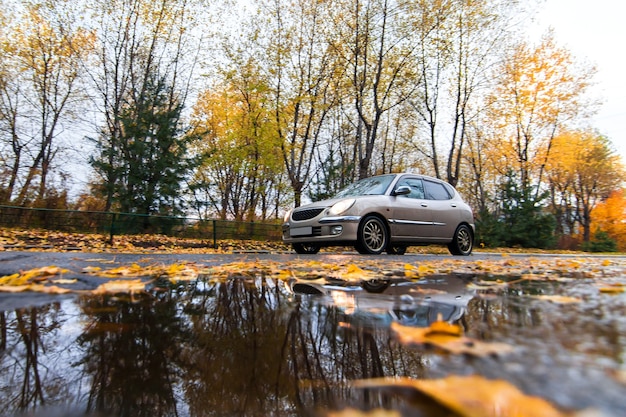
xmin=591 ymin=189 xmax=626 ymax=251
xmin=0 ymin=0 xmax=624 ymax=251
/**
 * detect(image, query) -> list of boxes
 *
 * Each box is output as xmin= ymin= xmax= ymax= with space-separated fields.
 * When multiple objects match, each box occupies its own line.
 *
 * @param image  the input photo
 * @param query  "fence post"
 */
xmin=212 ymin=219 xmax=217 ymax=249
xmin=109 ymin=213 xmax=117 ymax=245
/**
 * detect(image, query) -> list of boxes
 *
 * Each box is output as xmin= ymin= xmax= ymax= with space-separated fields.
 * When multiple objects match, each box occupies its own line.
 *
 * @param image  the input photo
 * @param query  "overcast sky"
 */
xmin=532 ymin=0 xmax=626 ymax=162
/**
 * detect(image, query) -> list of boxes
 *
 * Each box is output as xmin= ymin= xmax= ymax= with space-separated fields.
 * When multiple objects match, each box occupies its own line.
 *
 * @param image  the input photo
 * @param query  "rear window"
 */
xmin=424 ymin=180 xmax=452 ymax=200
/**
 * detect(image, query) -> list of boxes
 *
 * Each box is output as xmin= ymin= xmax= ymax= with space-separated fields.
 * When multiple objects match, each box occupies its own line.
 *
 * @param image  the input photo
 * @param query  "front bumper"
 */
xmin=282 ymin=215 xmax=361 ymax=243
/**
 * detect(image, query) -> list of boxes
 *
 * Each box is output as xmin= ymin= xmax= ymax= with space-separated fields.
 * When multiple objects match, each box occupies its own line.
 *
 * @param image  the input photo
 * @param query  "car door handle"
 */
xmin=421 ymin=203 xmax=428 ymax=207
xmin=451 ymin=203 xmax=457 ymax=207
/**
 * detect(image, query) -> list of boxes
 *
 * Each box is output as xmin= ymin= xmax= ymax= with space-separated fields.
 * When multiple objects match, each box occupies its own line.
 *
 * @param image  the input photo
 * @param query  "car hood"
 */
xmin=297 ymin=195 xmax=380 ymax=210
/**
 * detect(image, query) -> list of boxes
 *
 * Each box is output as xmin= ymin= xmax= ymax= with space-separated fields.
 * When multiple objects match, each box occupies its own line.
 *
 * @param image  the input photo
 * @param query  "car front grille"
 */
xmin=292 ymin=208 xmax=324 ymax=221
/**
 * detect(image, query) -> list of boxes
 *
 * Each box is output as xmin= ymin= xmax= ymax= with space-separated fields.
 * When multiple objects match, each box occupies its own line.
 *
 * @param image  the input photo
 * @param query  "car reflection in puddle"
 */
xmin=289 ymin=274 xmax=475 ymax=329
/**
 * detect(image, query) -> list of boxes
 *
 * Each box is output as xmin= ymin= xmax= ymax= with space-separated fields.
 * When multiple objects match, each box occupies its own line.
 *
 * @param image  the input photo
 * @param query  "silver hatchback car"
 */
xmin=282 ymin=173 xmax=475 ymax=255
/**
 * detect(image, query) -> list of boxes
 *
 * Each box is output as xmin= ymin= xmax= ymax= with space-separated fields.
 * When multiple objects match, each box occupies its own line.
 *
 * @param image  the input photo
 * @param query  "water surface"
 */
xmin=0 ymin=273 xmax=624 ymax=416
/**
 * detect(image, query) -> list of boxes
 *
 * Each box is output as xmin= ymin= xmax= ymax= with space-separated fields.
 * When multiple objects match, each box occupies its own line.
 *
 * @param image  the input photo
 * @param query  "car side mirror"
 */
xmin=393 ymin=185 xmax=411 ymax=196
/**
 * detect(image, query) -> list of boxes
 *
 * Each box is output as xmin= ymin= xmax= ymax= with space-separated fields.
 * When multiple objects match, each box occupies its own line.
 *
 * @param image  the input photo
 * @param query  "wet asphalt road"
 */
xmin=1 ymin=250 xmax=625 ymax=311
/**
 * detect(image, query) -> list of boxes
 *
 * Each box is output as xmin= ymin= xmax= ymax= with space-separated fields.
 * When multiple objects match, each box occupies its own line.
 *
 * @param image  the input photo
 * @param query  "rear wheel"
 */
xmin=355 ymin=216 xmax=388 ymax=255
xmin=292 ymin=242 xmax=320 ymax=254
xmin=447 ymin=224 xmax=473 ymax=256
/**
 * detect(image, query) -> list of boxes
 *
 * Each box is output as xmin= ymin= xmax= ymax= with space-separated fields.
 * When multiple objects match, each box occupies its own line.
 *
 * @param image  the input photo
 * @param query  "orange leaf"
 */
xmin=533 ymin=295 xmax=581 ymax=304
xmin=353 ymin=376 xmax=571 ymax=417
xmin=391 ymin=322 xmax=513 ymax=356
xmin=599 ymin=285 xmax=625 ymax=294
xmin=93 ymin=279 xmax=146 ymax=294
xmin=327 ymin=408 xmax=401 ymax=417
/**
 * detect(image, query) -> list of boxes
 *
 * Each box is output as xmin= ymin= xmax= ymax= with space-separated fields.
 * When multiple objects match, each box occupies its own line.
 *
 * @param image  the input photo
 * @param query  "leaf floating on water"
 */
xmin=104 ymin=263 xmax=145 ymax=277
xmin=391 ymin=321 xmax=513 ymax=356
xmin=326 ymin=408 xmax=401 ymax=417
xmin=93 ymin=279 xmax=147 ymax=294
xmin=341 ymin=263 xmax=376 ymax=282
xmin=165 ymin=263 xmax=199 ymax=282
xmin=29 ymin=284 xmax=73 ymax=294
xmin=427 ymin=318 xmax=463 ymax=337
xmin=51 ymin=278 xmax=78 ymax=284
xmin=353 ymin=375 xmax=573 ymax=417
xmin=533 ymin=295 xmax=582 ymax=304
xmin=597 ymin=283 xmax=625 ymax=294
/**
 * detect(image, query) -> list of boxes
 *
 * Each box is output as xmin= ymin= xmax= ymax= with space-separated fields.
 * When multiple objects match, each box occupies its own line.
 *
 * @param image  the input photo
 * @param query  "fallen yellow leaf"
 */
xmin=93 ymin=279 xmax=147 ymax=294
xmin=0 ymin=284 xmax=30 ymax=292
xmin=165 ymin=263 xmax=199 ymax=282
xmin=51 ymin=278 xmax=78 ymax=284
xmin=391 ymin=322 xmax=513 ymax=356
xmin=0 ymin=273 xmax=24 ymax=286
xmin=29 ymin=284 xmax=73 ymax=294
xmin=353 ymin=375 xmax=571 ymax=417
xmin=599 ymin=285 xmax=625 ymax=294
xmin=533 ymin=295 xmax=581 ymax=304
xmin=327 ymin=408 xmax=401 ymax=417
xmin=427 ymin=319 xmax=463 ymax=337
xmin=344 ymin=264 xmax=374 ymax=280
xmin=0 ymin=266 xmax=68 ymax=286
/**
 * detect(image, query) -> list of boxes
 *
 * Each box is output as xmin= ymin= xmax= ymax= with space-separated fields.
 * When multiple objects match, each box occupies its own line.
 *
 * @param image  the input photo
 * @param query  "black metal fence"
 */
xmin=0 ymin=205 xmax=282 ymax=247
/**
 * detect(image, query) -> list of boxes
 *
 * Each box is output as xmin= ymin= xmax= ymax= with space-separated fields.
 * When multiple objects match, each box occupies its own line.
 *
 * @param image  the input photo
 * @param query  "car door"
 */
xmin=389 ymin=177 xmax=433 ymax=238
xmin=423 ymin=179 xmax=459 ymax=239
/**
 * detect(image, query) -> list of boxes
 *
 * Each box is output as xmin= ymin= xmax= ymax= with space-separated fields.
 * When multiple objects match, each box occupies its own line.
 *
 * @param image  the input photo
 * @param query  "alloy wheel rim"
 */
xmin=364 ymin=220 xmax=385 ymax=251
xmin=458 ymin=228 xmax=472 ymax=252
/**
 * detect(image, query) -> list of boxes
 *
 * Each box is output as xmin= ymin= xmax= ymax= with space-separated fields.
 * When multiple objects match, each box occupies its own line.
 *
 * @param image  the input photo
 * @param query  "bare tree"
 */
xmin=331 ymin=0 xmax=419 ymax=180
xmin=0 ymin=1 xmax=94 ymax=205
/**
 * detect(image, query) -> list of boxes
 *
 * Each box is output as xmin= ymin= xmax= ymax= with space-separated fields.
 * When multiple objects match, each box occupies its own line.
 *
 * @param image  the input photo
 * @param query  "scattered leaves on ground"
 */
xmin=0 ymin=266 xmax=69 ymax=293
xmin=0 ymin=254 xmax=625 ymax=297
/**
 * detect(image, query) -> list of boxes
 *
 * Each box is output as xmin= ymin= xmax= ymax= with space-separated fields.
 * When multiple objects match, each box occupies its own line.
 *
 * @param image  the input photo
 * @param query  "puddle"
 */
xmin=0 ymin=273 xmax=624 ymax=416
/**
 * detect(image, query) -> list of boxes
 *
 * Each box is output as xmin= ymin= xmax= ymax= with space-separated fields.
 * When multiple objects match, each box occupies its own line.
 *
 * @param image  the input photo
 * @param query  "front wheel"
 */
xmin=292 ymin=242 xmax=320 ymax=254
xmin=447 ymin=224 xmax=473 ymax=256
xmin=356 ymin=216 xmax=388 ymax=255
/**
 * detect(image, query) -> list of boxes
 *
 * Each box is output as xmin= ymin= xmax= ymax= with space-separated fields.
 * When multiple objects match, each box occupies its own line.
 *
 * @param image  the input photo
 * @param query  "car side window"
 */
xmin=424 ymin=180 xmax=452 ymax=200
xmin=396 ymin=178 xmax=425 ymax=199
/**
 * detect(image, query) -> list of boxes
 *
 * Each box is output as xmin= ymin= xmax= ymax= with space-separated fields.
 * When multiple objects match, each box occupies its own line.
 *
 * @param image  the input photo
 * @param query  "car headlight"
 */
xmin=283 ymin=209 xmax=292 ymax=223
xmin=328 ymin=199 xmax=355 ymax=215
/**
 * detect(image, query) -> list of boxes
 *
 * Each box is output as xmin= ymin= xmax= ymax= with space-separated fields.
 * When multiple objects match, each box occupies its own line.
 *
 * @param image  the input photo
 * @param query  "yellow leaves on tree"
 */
xmin=591 ymin=189 xmax=626 ymax=251
xmin=488 ymin=33 xmax=596 ymax=184
xmin=353 ymin=375 xmax=576 ymax=417
xmin=547 ymin=130 xmax=624 ymax=244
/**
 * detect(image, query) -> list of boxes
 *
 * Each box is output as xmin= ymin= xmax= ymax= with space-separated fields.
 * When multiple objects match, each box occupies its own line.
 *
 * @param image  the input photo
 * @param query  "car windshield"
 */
xmin=333 ymin=175 xmax=395 ymax=198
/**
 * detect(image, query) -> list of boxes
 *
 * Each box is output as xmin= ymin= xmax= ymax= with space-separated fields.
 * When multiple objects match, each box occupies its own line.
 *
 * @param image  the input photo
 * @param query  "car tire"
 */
xmin=292 ymin=243 xmax=321 ymax=254
xmin=386 ymin=245 xmax=407 ymax=255
xmin=361 ymin=279 xmax=391 ymax=293
xmin=356 ymin=215 xmax=388 ymax=255
xmin=447 ymin=224 xmax=473 ymax=256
